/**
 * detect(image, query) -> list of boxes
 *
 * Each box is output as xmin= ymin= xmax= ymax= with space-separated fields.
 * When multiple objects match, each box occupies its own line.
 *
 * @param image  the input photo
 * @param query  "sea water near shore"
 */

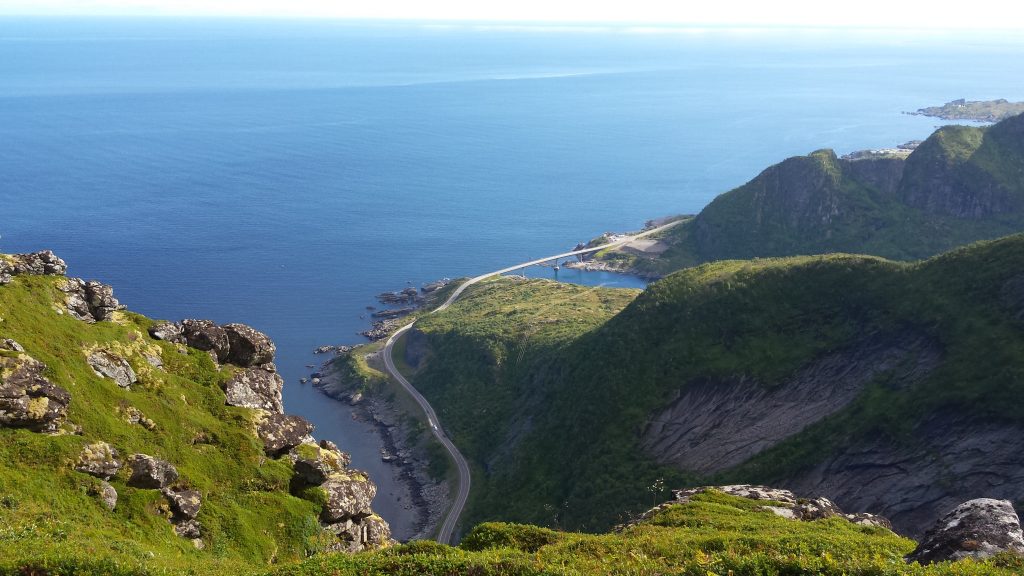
xmin=3 ymin=18 xmax=1024 ymax=538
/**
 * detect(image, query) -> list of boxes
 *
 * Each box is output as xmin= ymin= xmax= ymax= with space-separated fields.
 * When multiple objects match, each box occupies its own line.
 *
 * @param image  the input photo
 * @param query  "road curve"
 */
xmin=382 ymin=220 xmax=680 ymax=544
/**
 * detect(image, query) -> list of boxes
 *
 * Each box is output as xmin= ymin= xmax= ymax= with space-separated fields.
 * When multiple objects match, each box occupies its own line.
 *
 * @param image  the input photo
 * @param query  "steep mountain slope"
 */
xmin=401 ymin=235 xmax=1024 ymax=536
xmin=609 ymin=113 xmax=1024 ymax=276
xmin=0 ymin=252 xmax=389 ymax=574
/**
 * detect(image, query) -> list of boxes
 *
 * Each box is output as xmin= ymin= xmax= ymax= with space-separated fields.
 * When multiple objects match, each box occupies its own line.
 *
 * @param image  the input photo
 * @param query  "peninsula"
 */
xmin=911 ymin=98 xmax=1024 ymax=122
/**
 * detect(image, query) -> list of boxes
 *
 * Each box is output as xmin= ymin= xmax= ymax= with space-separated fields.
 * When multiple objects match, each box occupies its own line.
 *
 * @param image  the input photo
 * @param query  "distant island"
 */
xmin=910 ymin=98 xmax=1024 ymax=122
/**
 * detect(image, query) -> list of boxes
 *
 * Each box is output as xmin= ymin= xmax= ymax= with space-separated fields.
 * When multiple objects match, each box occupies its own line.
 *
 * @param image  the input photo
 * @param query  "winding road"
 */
xmin=381 ymin=220 xmax=680 ymax=544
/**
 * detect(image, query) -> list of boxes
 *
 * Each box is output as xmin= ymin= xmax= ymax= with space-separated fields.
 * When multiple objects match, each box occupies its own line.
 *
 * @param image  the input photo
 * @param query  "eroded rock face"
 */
xmin=256 ymin=413 xmax=314 ymax=456
xmin=908 ymin=499 xmax=1024 ymax=565
xmin=87 ymin=350 xmax=137 ymax=389
xmin=0 ymin=355 xmax=71 ymax=433
xmin=291 ymin=442 xmax=350 ymax=486
xmin=180 ymin=319 xmax=231 ymax=362
xmin=321 ymin=474 xmax=377 ymax=523
xmin=11 ymin=250 xmax=67 ymax=276
xmin=75 ymin=441 xmax=122 ymax=480
xmin=223 ymin=323 xmax=275 ymax=367
xmin=127 ymin=454 xmax=179 ymax=489
xmin=223 ymin=368 xmax=284 ymax=413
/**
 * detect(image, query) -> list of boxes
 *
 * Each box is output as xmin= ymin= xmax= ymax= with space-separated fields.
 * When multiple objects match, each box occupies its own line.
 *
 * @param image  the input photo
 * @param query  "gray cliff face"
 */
xmin=781 ymin=411 xmax=1024 ymax=538
xmin=641 ymin=332 xmax=941 ymax=475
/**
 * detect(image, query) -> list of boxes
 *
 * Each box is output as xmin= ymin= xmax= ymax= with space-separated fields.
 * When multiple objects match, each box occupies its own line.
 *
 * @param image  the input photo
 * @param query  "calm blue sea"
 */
xmin=3 ymin=18 xmax=1023 ymax=537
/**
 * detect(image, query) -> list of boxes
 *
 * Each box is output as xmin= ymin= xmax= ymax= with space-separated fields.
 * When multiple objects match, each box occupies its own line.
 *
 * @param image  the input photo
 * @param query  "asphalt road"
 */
xmin=381 ymin=220 xmax=681 ymax=544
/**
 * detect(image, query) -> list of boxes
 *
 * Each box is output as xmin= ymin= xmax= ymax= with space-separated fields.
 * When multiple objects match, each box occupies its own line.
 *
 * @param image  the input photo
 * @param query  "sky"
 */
xmin=2 ymin=0 xmax=1023 ymax=29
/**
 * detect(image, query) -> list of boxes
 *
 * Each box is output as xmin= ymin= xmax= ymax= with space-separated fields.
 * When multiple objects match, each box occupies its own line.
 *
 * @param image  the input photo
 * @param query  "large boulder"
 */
xmin=0 ymin=355 xmax=71 ymax=433
xmin=163 ymin=487 xmax=202 ymax=521
xmin=148 ymin=321 xmax=185 ymax=344
xmin=180 ymin=319 xmax=231 ymax=362
xmin=320 ymin=473 xmax=377 ymax=523
xmin=11 ymin=250 xmax=67 ymax=276
xmin=290 ymin=441 xmax=350 ymax=486
xmin=126 ymin=454 xmax=179 ymax=489
xmin=61 ymin=279 xmax=124 ymax=322
xmin=223 ymin=368 xmax=283 ymax=413
xmin=87 ymin=350 xmax=137 ymax=389
xmin=223 ymin=323 xmax=275 ymax=367
xmin=908 ymin=499 xmax=1024 ymax=565
xmin=88 ymin=480 xmax=118 ymax=511
xmin=1 ymin=339 xmax=25 ymax=352
xmin=256 ymin=413 xmax=314 ymax=456
xmin=75 ymin=441 xmax=123 ymax=480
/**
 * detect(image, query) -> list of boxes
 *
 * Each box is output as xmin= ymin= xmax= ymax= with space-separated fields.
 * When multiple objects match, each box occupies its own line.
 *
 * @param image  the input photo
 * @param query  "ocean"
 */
xmin=2 ymin=18 xmax=1023 ymax=538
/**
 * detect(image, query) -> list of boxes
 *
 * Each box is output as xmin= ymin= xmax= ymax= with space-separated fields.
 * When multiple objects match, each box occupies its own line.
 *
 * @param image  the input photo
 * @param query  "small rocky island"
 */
xmin=910 ymin=98 xmax=1024 ymax=123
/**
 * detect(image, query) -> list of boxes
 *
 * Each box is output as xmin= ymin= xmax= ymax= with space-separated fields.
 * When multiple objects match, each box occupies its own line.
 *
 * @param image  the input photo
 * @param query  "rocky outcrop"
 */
xmin=642 ymin=332 xmax=941 ymax=474
xmin=10 ymin=251 xmax=67 ymax=276
xmin=223 ymin=368 xmax=284 ymax=413
xmin=87 ymin=350 xmax=138 ymax=389
xmin=163 ymin=488 xmax=202 ymax=524
xmin=62 ymin=279 xmax=125 ymax=322
xmin=223 ymin=323 xmax=275 ymax=367
xmin=257 ymin=413 xmax=314 ymax=457
xmin=782 ymin=410 xmax=1024 ymax=538
xmin=291 ymin=441 xmax=351 ymax=486
xmin=908 ymin=499 xmax=1024 ymax=565
xmin=180 ymin=319 xmax=231 ymax=363
xmin=75 ymin=441 xmax=122 ymax=480
xmin=325 ymin=513 xmax=392 ymax=553
xmin=0 ymin=354 xmax=71 ymax=433
xmin=1 ymin=339 xmax=25 ymax=352
xmin=148 ymin=321 xmax=185 ymax=344
xmin=625 ymin=485 xmax=892 ymax=531
xmin=127 ymin=454 xmax=179 ymax=489
xmin=321 ymin=473 xmax=377 ymax=523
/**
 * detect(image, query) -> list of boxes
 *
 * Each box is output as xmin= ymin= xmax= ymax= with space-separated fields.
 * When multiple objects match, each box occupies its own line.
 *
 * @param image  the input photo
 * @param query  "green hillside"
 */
xmin=0 ymin=256 xmax=387 ymax=575
xmin=602 ymin=113 xmax=1024 ymax=276
xmin=399 ymin=234 xmax=1024 ymax=534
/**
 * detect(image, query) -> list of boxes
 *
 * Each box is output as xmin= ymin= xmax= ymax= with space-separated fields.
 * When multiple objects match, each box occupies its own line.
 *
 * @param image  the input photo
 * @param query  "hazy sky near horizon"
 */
xmin=3 ymin=0 xmax=1024 ymax=29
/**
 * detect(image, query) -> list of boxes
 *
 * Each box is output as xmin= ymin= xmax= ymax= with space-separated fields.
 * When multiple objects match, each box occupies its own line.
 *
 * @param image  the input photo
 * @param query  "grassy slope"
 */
xmin=406 ymin=235 xmax=1024 ymax=532
xmin=278 ymin=490 xmax=1024 ymax=576
xmin=615 ymin=115 xmax=1024 ymax=277
xmin=0 ymin=275 xmax=329 ymax=575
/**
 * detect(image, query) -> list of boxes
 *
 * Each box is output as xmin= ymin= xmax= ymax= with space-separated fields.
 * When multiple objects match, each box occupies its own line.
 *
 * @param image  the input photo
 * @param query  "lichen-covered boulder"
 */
xmin=0 ymin=355 xmax=71 ymax=433
xmin=163 ymin=487 xmax=201 ymax=521
xmin=87 ymin=350 xmax=137 ymax=389
xmin=148 ymin=321 xmax=185 ymax=344
xmin=174 ymin=519 xmax=202 ymax=539
xmin=223 ymin=368 xmax=283 ymax=413
xmin=320 ymin=473 xmax=377 ymax=523
xmin=11 ymin=250 xmax=67 ymax=276
xmin=75 ymin=441 xmax=122 ymax=480
xmin=126 ymin=454 xmax=179 ymax=489
xmin=90 ymin=480 xmax=118 ymax=511
xmin=362 ymin=514 xmax=392 ymax=548
xmin=223 ymin=323 xmax=275 ymax=367
xmin=908 ymin=498 xmax=1024 ymax=565
xmin=61 ymin=278 xmax=124 ymax=322
xmin=180 ymin=319 xmax=231 ymax=362
xmin=845 ymin=512 xmax=894 ymax=530
xmin=290 ymin=442 xmax=350 ymax=486
xmin=1 ymin=339 xmax=25 ymax=352
xmin=256 ymin=413 xmax=314 ymax=457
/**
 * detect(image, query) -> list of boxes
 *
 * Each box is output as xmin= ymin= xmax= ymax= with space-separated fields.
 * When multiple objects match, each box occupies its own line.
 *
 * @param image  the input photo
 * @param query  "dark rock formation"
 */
xmin=127 ymin=454 xmax=179 ymax=489
xmin=223 ymin=368 xmax=284 ymax=413
xmin=87 ymin=350 xmax=137 ymax=389
xmin=174 ymin=519 xmax=202 ymax=539
xmin=0 ymin=354 xmax=71 ymax=433
xmin=223 ymin=323 xmax=275 ymax=367
xmin=61 ymin=279 xmax=124 ymax=322
xmin=11 ymin=250 xmax=67 ymax=276
xmin=908 ymin=499 xmax=1024 ymax=565
xmin=163 ymin=487 xmax=202 ymax=522
xmin=257 ymin=413 xmax=314 ymax=456
xmin=148 ymin=321 xmax=185 ymax=344
xmin=642 ymin=332 xmax=941 ymax=474
xmin=180 ymin=319 xmax=231 ymax=363
xmin=291 ymin=441 xmax=351 ymax=486
xmin=783 ymin=410 xmax=1024 ymax=537
xmin=320 ymin=473 xmax=376 ymax=523
xmin=75 ymin=441 xmax=122 ymax=480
